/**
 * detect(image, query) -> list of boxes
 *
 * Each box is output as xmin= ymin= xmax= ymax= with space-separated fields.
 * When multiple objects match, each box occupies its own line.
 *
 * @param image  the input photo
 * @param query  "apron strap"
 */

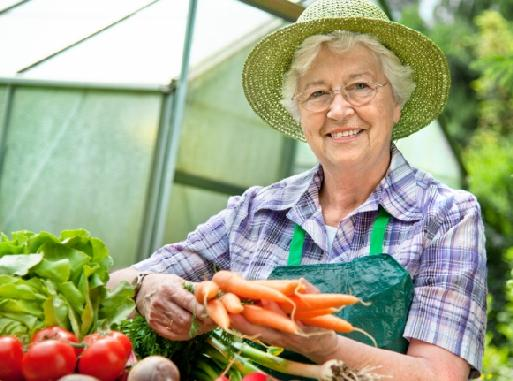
xmin=288 ymin=224 xmax=305 ymax=266
xmin=288 ymin=206 xmax=391 ymax=264
xmin=369 ymin=205 xmax=391 ymax=255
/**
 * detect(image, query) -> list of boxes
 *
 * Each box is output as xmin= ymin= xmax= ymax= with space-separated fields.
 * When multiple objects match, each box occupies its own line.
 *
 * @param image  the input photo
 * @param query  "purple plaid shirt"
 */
xmin=135 ymin=145 xmax=487 ymax=376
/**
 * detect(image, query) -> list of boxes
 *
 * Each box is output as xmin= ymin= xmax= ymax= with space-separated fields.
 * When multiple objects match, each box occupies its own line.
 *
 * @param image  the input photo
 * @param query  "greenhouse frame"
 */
xmin=0 ymin=0 xmax=462 ymax=268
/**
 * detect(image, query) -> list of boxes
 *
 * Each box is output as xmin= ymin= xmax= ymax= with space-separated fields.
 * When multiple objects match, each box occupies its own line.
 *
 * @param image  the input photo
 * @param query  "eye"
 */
xmin=348 ymin=82 xmax=371 ymax=91
xmin=307 ymin=90 xmax=330 ymax=99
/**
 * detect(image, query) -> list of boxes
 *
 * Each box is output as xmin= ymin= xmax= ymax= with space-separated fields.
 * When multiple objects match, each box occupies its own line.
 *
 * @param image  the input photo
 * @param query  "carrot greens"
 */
xmin=120 ymin=316 xmax=385 ymax=380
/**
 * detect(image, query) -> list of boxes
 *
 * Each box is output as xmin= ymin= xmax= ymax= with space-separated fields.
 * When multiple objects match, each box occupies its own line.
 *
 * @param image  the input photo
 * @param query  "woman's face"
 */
xmin=297 ymin=44 xmax=401 ymax=172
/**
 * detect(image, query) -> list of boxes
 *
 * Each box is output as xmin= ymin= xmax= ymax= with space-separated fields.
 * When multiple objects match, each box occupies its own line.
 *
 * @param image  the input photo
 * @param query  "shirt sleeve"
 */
xmin=133 ymin=186 xmax=262 ymax=281
xmin=403 ymin=191 xmax=487 ymax=378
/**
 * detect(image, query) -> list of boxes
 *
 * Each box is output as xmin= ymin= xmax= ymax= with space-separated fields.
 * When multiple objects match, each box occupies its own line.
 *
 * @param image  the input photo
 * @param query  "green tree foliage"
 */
xmin=399 ymin=1 xmax=481 ymax=152
xmin=434 ymin=0 xmax=513 ymax=23
xmin=465 ymin=11 xmax=513 ymax=379
xmin=399 ymin=1 xmax=513 ymax=378
xmin=472 ymin=11 xmax=513 ymax=136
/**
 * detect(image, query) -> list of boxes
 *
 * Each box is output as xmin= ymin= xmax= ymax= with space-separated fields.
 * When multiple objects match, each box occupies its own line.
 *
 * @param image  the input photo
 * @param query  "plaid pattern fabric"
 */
xmin=135 ymin=145 xmax=487 ymax=376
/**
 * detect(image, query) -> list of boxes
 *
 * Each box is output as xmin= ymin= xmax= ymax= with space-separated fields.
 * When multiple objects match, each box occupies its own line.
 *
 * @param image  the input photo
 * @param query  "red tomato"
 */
xmin=214 ymin=376 xmax=229 ymax=381
xmin=0 ymin=336 xmax=24 ymax=381
xmin=83 ymin=331 xmax=132 ymax=358
xmin=116 ymin=369 xmax=129 ymax=381
xmin=78 ymin=337 xmax=129 ymax=381
xmin=31 ymin=326 xmax=81 ymax=356
xmin=106 ymin=331 xmax=132 ymax=357
xmin=22 ymin=340 xmax=77 ymax=381
xmin=242 ymin=372 xmax=270 ymax=381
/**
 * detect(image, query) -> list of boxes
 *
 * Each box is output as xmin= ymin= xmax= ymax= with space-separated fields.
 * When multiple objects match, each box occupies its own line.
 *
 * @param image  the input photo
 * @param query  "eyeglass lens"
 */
xmin=300 ymin=82 xmax=385 ymax=112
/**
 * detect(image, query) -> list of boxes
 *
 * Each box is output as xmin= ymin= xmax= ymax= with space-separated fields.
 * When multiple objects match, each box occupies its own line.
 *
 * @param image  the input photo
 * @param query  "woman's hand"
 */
xmin=228 ymin=279 xmax=340 ymax=363
xmin=136 ymin=274 xmax=216 ymax=341
xmin=229 ymin=304 xmax=340 ymax=364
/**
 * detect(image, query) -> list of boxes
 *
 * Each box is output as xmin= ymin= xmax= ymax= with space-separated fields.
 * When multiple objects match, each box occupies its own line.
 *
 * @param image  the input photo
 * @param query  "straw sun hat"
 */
xmin=242 ymin=0 xmax=451 ymax=141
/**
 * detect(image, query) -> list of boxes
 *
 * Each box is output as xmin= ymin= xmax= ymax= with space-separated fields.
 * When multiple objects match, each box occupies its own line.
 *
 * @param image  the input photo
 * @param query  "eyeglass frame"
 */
xmin=292 ymin=81 xmax=389 ymax=112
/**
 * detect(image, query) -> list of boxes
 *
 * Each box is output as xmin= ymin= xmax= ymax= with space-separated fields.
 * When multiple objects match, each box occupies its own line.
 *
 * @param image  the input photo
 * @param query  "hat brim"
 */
xmin=242 ymin=17 xmax=450 ymax=141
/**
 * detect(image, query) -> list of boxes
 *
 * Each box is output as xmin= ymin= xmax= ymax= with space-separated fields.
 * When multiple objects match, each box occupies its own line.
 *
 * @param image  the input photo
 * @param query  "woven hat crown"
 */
xmin=298 ymin=0 xmax=389 ymax=23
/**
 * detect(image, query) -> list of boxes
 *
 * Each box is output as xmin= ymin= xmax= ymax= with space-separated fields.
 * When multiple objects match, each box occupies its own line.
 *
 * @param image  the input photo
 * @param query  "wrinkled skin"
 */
xmin=136 ymin=274 xmax=215 ymax=341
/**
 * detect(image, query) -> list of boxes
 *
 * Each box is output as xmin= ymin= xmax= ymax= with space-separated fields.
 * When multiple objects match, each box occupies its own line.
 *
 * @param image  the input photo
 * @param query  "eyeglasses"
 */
xmin=293 ymin=81 xmax=389 ymax=113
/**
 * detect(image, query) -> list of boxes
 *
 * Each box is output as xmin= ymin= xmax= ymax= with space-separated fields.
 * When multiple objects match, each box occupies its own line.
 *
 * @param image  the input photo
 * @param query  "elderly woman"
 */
xmin=109 ymin=0 xmax=487 ymax=380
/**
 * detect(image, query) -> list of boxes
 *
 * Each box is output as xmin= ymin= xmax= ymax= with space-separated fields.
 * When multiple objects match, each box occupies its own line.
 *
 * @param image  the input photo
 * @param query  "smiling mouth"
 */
xmin=328 ymin=129 xmax=363 ymax=138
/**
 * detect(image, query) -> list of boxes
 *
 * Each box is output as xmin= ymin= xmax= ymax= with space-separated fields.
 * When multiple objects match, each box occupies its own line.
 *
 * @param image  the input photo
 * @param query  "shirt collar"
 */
xmin=254 ymin=165 xmax=320 ymax=213
xmin=257 ymin=144 xmax=423 ymax=222
xmin=354 ymin=145 xmax=423 ymax=221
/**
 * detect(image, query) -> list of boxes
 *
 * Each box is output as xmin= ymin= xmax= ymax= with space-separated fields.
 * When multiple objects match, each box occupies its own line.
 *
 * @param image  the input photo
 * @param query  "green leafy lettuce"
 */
xmin=0 ymin=229 xmax=135 ymax=342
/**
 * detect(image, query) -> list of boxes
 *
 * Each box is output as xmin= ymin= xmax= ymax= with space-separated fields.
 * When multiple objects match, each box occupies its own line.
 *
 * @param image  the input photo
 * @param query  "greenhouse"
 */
xmin=0 ymin=0 xmax=461 ymax=268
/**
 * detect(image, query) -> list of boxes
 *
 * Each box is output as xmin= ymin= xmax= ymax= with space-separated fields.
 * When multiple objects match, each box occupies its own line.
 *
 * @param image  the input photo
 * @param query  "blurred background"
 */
xmin=0 ymin=0 xmax=512 ymax=378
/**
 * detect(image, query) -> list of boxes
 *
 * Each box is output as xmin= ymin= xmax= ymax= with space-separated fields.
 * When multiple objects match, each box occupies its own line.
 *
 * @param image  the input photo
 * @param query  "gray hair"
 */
xmin=281 ymin=30 xmax=416 ymax=121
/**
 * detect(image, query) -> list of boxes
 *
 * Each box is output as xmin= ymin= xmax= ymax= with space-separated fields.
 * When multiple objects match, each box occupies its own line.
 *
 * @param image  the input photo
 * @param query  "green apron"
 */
xmin=266 ymin=207 xmax=414 ymax=379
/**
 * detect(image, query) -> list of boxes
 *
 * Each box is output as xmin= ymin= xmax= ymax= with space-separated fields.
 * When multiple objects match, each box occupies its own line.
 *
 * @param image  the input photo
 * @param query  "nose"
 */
xmin=326 ymin=91 xmax=355 ymax=120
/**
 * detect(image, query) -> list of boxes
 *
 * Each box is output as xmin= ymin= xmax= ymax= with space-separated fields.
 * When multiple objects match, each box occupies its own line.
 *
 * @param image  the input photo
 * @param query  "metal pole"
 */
xmin=237 ymin=0 xmax=303 ymax=21
xmin=137 ymin=92 xmax=174 ymax=261
xmin=0 ymin=77 xmax=170 ymax=93
xmin=0 ymin=85 xmax=14 ymax=193
xmin=148 ymin=0 xmax=198 ymax=253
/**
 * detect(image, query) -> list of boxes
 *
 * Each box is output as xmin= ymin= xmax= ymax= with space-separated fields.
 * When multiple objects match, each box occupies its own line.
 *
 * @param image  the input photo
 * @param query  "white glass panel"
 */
xmin=396 ymin=121 xmax=462 ymax=188
xmin=0 ymin=0 xmax=21 ymax=11
xmin=7 ymin=0 xmax=275 ymax=84
xmin=190 ymin=0 xmax=273 ymax=67
xmin=0 ymin=0 xmax=153 ymax=76
xmin=178 ymin=45 xmax=288 ymax=187
xmin=165 ymin=183 xmax=230 ymax=244
xmin=0 ymin=87 xmax=161 ymax=268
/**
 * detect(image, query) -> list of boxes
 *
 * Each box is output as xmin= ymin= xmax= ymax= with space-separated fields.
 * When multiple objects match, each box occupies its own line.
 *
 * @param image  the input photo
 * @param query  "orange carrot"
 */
xmin=242 ymin=304 xmax=298 ymax=334
xmin=260 ymin=299 xmax=288 ymax=318
xmin=212 ymin=271 xmax=293 ymax=305
xmin=293 ymin=308 xmax=337 ymax=320
xmin=292 ymin=293 xmax=360 ymax=310
xmin=206 ymin=298 xmax=230 ymax=330
xmin=251 ymin=279 xmax=307 ymax=296
xmin=220 ymin=292 xmax=244 ymax=314
xmin=300 ymin=314 xmax=354 ymax=333
xmin=195 ymin=280 xmax=220 ymax=304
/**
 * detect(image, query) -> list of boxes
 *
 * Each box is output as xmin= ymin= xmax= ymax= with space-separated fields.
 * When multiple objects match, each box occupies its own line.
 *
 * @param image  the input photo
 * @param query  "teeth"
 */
xmin=332 ymin=129 xmax=360 ymax=138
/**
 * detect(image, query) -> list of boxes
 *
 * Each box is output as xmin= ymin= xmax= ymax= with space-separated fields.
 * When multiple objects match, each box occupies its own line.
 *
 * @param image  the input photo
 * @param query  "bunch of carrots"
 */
xmin=195 ymin=270 xmax=368 ymax=339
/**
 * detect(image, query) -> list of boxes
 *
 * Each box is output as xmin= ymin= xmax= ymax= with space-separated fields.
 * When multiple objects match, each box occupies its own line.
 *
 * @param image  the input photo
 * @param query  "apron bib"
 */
xmin=266 ymin=207 xmax=414 ymax=379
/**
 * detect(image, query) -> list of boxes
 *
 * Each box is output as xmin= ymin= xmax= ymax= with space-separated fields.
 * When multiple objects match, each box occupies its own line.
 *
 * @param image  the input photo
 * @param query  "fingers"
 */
xmin=147 ymin=300 xmax=190 ymax=339
xmin=153 ymin=276 xmax=211 ymax=320
xmin=138 ymin=274 xmax=214 ymax=340
xmin=147 ymin=300 xmax=215 ymax=340
xmin=230 ymin=312 xmax=339 ymax=362
xmin=229 ymin=313 xmax=285 ymax=346
xmin=260 ymin=299 xmax=288 ymax=318
xmin=229 ymin=313 xmax=264 ymax=337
